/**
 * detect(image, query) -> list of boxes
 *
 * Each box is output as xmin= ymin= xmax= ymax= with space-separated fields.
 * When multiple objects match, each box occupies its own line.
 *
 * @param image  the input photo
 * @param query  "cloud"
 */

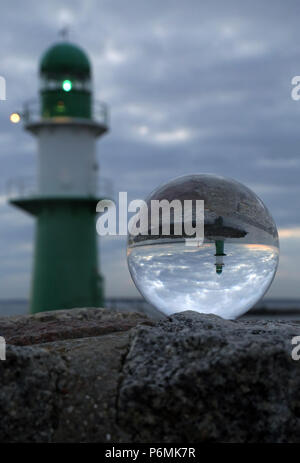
xmin=133 ymin=126 xmax=194 ymax=144
xmin=279 ymin=227 xmax=300 ymax=239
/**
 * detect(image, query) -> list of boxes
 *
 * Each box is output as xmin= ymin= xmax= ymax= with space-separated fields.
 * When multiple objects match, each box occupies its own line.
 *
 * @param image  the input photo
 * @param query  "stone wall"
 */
xmin=0 ymin=308 xmax=300 ymax=443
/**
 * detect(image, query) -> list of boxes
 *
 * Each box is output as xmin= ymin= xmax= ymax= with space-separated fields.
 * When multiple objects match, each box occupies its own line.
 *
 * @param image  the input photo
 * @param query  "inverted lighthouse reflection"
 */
xmin=127 ymin=175 xmax=279 ymax=320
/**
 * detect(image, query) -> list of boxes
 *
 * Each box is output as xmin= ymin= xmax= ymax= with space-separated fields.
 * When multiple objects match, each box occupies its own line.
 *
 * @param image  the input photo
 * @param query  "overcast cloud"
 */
xmin=0 ymin=0 xmax=299 ymax=299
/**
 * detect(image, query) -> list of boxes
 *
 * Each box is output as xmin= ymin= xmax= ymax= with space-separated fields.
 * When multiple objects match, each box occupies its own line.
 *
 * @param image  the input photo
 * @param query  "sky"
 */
xmin=0 ymin=0 xmax=300 ymax=300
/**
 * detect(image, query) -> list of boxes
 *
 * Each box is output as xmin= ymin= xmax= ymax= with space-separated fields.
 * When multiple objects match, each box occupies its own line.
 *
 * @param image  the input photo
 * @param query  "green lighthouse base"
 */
xmin=10 ymin=196 xmax=104 ymax=314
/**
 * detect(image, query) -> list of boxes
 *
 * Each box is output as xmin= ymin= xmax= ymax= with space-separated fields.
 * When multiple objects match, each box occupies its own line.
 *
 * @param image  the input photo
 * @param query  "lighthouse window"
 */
xmin=48 ymin=80 xmax=57 ymax=89
xmin=40 ymin=77 xmax=91 ymax=92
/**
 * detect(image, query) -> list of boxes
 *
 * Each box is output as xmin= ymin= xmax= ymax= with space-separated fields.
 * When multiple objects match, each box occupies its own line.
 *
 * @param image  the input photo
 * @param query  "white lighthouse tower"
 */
xmin=10 ymin=41 xmax=109 ymax=313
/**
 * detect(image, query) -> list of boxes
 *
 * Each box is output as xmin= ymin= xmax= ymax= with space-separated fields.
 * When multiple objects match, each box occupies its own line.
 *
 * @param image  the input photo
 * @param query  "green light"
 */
xmin=62 ymin=80 xmax=72 ymax=92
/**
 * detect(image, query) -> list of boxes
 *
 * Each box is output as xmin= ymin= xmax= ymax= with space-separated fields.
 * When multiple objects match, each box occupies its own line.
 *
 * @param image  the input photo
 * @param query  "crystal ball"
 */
xmin=127 ymin=174 xmax=279 ymax=319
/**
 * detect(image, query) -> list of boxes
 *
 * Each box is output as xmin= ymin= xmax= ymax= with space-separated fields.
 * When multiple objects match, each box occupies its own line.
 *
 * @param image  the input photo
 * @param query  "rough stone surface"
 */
xmin=0 ymin=307 xmax=151 ymax=346
xmin=45 ymin=333 xmax=131 ymax=443
xmin=118 ymin=311 xmax=300 ymax=443
xmin=0 ymin=345 xmax=65 ymax=442
xmin=0 ymin=308 xmax=150 ymax=443
xmin=1 ymin=308 xmax=300 ymax=442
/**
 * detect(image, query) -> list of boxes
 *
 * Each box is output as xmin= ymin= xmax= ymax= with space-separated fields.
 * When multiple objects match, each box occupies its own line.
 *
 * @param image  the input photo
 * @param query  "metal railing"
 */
xmin=6 ymin=176 xmax=114 ymax=201
xmin=22 ymin=98 xmax=109 ymax=127
xmin=6 ymin=176 xmax=36 ymax=199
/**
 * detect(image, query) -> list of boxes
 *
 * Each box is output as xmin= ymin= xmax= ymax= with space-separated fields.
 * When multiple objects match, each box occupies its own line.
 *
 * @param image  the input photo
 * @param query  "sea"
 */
xmin=0 ymin=298 xmax=300 ymax=321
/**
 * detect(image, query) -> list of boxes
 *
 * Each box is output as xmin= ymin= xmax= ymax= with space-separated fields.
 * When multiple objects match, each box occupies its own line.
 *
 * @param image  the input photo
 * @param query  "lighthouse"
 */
xmin=10 ymin=41 xmax=109 ymax=313
xmin=214 ymin=240 xmax=226 ymax=275
xmin=205 ymin=216 xmax=247 ymax=275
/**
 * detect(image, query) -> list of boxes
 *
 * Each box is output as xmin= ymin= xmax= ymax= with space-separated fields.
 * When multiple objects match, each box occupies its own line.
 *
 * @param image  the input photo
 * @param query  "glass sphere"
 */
xmin=127 ymin=174 xmax=279 ymax=319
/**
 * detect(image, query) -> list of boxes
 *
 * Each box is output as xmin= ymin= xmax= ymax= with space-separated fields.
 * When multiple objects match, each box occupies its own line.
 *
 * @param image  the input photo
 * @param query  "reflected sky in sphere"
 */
xmin=127 ymin=242 xmax=279 ymax=319
xmin=127 ymin=174 xmax=279 ymax=319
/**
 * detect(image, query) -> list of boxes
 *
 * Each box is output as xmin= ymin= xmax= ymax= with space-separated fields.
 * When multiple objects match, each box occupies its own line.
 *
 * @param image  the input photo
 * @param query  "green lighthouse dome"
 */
xmin=40 ymin=42 xmax=92 ymax=119
xmin=40 ymin=42 xmax=91 ymax=77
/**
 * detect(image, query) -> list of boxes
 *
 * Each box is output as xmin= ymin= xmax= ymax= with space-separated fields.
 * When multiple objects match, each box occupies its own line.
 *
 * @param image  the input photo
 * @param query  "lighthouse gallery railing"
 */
xmin=22 ymin=99 xmax=109 ymax=127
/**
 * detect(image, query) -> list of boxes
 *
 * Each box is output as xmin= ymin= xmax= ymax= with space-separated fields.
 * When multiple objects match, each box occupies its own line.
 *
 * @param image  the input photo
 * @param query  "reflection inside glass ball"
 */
xmin=127 ymin=174 xmax=279 ymax=319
